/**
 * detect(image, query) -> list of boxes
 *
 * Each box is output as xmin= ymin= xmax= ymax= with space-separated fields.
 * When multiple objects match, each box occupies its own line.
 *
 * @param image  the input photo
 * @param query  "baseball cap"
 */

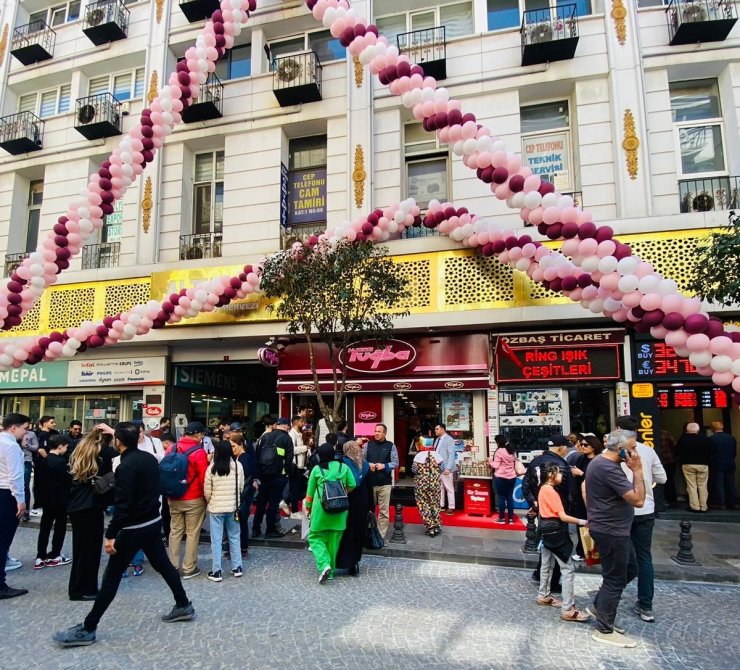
xmin=185 ymin=421 xmax=207 ymax=435
xmin=547 ymin=435 xmax=571 ymax=448
xmin=229 ymin=422 xmax=242 ymax=431
xmin=276 ymin=417 xmax=290 ymax=426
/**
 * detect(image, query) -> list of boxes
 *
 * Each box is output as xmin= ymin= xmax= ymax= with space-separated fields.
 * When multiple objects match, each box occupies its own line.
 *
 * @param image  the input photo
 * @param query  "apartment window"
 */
xmin=289 ymin=135 xmax=327 ymax=171
xmin=29 ymin=2 xmax=81 ymax=27
xmin=487 ymin=0 xmax=591 ymax=31
xmin=89 ymin=69 xmax=145 ymax=100
xmin=670 ymin=79 xmax=725 ymax=175
xmin=405 ymin=122 xmax=449 ymax=210
xmin=26 ymin=181 xmax=44 ymax=254
xmin=18 ymin=85 xmax=71 ymax=118
xmin=193 ymin=151 xmax=224 ymax=235
xmin=377 ymin=2 xmax=474 ymax=43
xmin=268 ymin=30 xmax=345 ymax=68
xmin=287 ymin=136 xmax=327 ymax=226
xmin=214 ymin=44 xmax=251 ymax=81
xmin=521 ymin=100 xmax=573 ymax=191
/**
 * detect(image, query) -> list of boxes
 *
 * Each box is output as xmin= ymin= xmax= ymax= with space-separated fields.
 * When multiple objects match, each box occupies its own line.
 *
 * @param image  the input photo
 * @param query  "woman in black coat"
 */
xmin=336 ymin=441 xmax=373 ymax=576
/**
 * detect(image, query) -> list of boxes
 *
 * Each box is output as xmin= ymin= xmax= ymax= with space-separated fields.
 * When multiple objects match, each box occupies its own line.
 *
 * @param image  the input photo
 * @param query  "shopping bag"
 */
xmin=579 ymin=526 xmax=600 ymax=566
xmin=301 ymin=507 xmax=310 ymax=540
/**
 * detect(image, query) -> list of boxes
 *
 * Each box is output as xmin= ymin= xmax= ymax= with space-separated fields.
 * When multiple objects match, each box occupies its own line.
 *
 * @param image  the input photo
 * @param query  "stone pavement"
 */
xmin=3 ymin=525 xmax=740 ymax=669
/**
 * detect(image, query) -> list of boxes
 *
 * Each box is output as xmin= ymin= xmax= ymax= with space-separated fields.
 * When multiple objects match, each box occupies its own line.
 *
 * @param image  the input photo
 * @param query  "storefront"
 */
xmin=277 ymin=334 xmax=491 ymax=473
xmin=0 ymin=356 xmax=167 ymax=431
xmin=489 ymin=329 xmax=625 ymax=453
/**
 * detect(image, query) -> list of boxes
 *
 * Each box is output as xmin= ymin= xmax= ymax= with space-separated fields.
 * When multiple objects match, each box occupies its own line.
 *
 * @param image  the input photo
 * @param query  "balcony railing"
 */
xmin=399 ymin=225 xmax=442 ymax=240
xmin=666 ymin=0 xmax=737 ymax=45
xmin=273 ymin=51 xmax=323 ymax=107
xmin=0 ymin=112 xmax=44 ymax=155
xmin=280 ymin=223 xmax=327 ymax=249
xmin=521 ymin=3 xmax=579 ymax=66
xmin=83 ymin=0 xmax=130 ymax=46
xmin=81 ymin=242 xmax=120 ymax=270
xmin=397 ymin=26 xmax=447 ymax=81
xmin=180 ymin=232 xmax=222 ymax=260
xmin=4 ymin=253 xmax=30 ymax=279
xmin=74 ymin=92 xmax=122 ymax=140
xmin=10 ymin=20 xmax=55 ymax=65
xmin=679 ymin=176 xmax=740 ymax=213
xmin=179 ymin=0 xmax=222 ymax=22
xmin=182 ymin=73 xmax=224 ymax=123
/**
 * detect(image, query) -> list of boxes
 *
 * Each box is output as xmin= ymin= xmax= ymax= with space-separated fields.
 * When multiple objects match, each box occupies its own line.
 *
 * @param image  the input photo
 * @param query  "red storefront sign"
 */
xmin=339 ymin=339 xmax=417 ymax=374
xmin=463 ymin=479 xmax=492 ymax=516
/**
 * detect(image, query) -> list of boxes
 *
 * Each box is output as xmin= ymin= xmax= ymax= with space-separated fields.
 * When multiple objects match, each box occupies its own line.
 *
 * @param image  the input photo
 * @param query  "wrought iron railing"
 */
xmin=666 ymin=0 xmax=737 ymax=36
xmin=273 ymin=51 xmax=322 ymax=93
xmin=81 ymin=242 xmax=120 ymax=270
xmin=75 ymin=92 xmax=122 ymax=129
xmin=11 ymin=20 xmax=56 ymax=58
xmin=280 ymin=223 xmax=327 ymax=249
xmin=679 ymin=176 xmax=740 ymax=213
xmin=197 ymin=72 xmax=223 ymax=108
xmin=4 ymin=253 xmax=30 ymax=278
xmin=0 ymin=112 xmax=44 ymax=148
xmin=84 ymin=0 xmax=130 ymax=33
xmin=400 ymin=225 xmax=442 ymax=239
xmin=180 ymin=232 xmax=222 ymax=260
xmin=521 ymin=3 xmax=578 ymax=46
xmin=397 ymin=26 xmax=446 ymax=67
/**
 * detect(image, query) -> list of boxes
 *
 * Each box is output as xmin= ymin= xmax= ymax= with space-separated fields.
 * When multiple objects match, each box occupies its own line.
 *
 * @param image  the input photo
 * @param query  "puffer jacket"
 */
xmin=204 ymin=460 xmax=244 ymax=514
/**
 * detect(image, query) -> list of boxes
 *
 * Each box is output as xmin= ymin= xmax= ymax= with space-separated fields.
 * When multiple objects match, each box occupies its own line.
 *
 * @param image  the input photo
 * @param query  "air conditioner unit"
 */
xmin=77 ymin=104 xmax=97 ymax=125
xmin=87 ymin=8 xmax=106 ymax=26
xmin=276 ymin=58 xmax=302 ymax=83
xmin=120 ymin=101 xmax=130 ymax=116
xmin=528 ymin=22 xmax=554 ymax=44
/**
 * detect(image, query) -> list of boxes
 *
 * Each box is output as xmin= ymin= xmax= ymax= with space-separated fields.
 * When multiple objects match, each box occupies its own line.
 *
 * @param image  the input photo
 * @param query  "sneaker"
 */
xmin=29 ymin=508 xmax=43 ymax=517
xmin=289 ymin=512 xmax=303 ymax=520
xmin=46 ymin=555 xmax=72 ymax=567
xmin=34 ymin=558 xmax=46 ymax=570
xmin=444 ymin=510 xmax=455 ymax=516
xmin=121 ymin=570 xmax=129 ymax=578
xmin=585 ymin=607 xmax=625 ymax=634
xmin=278 ymin=500 xmax=291 ymax=515
xmin=0 ymin=585 xmax=28 ymax=599
xmin=207 ymin=570 xmax=223 ymax=582
xmin=52 ymin=623 xmax=96 ymax=647
xmin=161 ymin=601 xmax=195 ymax=623
xmin=5 ymin=556 xmax=22 ymax=571
xmin=22 ymin=513 xmax=29 ymax=522
xmin=560 ymin=607 xmax=591 ymax=622
xmin=633 ymin=603 xmax=655 ymax=623
xmin=133 ymin=565 xmax=144 ymax=577
xmin=265 ymin=526 xmax=286 ymax=539
xmin=231 ymin=566 xmax=243 ymax=578
xmin=536 ymin=595 xmax=563 ymax=607
xmin=571 ymin=554 xmax=584 ymax=562
xmin=182 ymin=568 xmax=201 ymax=580
xmin=592 ymin=630 xmax=637 ymax=648
xmin=319 ymin=566 xmax=331 ymax=584
xmin=495 ymin=518 xmax=506 ymax=524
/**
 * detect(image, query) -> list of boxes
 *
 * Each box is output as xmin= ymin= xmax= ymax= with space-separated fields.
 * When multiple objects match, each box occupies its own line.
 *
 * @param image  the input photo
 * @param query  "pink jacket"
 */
xmin=492 ymin=448 xmax=517 ymax=480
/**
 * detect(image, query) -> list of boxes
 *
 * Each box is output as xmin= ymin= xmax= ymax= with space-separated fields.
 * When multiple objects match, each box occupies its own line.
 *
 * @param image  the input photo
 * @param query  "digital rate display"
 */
xmin=657 ymin=387 xmax=729 ymax=409
xmin=634 ymin=341 xmax=699 ymax=379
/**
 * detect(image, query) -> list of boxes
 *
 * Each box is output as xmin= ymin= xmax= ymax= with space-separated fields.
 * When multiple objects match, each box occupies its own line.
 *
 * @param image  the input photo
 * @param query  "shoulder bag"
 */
xmin=91 ymin=471 xmax=115 ymax=496
xmin=320 ymin=463 xmax=349 ymax=513
xmin=364 ymin=510 xmax=384 ymax=550
xmin=233 ymin=464 xmax=241 ymax=522
xmin=514 ymin=456 xmax=527 ymax=477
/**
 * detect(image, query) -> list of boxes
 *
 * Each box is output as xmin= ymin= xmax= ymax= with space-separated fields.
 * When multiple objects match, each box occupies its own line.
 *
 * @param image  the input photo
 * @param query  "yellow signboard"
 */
xmin=631 ymin=383 xmax=654 ymax=398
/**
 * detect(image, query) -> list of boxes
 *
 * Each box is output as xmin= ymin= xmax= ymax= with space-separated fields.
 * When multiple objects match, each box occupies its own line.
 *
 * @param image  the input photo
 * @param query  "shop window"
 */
xmin=267 ymin=30 xmax=345 ymax=69
xmin=487 ymin=0 xmax=591 ymax=31
xmin=404 ymin=122 xmax=449 ymax=210
xmin=193 ymin=150 xmax=224 ymax=236
xmin=25 ymin=180 xmax=44 ymax=254
xmin=88 ymin=68 xmax=145 ymax=101
xmin=286 ymin=135 xmax=327 ymax=227
xmin=17 ymin=85 xmax=71 ymax=118
xmin=520 ymin=100 xmax=574 ymax=192
xmin=376 ymin=2 xmax=474 ymax=42
xmin=215 ymin=43 xmax=251 ymax=81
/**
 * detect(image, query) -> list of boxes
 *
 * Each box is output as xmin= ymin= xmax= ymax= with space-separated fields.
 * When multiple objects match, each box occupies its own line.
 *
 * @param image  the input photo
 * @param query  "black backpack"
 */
xmin=257 ymin=432 xmax=282 ymax=477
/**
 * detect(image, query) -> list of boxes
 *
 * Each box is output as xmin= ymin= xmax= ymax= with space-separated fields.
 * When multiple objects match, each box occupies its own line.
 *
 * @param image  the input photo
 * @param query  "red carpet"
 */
xmin=393 ymin=506 xmax=526 ymax=531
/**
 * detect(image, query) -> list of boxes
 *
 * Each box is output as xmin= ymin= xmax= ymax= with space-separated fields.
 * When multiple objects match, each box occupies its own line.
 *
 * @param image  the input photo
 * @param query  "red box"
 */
xmin=463 ymin=478 xmax=492 ymax=516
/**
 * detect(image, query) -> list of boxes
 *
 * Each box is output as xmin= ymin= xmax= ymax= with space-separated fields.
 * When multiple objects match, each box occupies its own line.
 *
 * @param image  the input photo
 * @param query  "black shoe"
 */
xmin=251 ymin=530 xmax=263 ymax=540
xmin=348 ymin=564 xmax=359 ymax=577
xmin=70 ymin=593 xmax=98 ymax=602
xmin=52 ymin=623 xmax=96 ymax=647
xmin=161 ymin=601 xmax=195 ymax=623
xmin=551 ymin=585 xmax=562 ymax=594
xmin=0 ymin=585 xmax=28 ymax=600
xmin=265 ymin=527 xmax=286 ymax=539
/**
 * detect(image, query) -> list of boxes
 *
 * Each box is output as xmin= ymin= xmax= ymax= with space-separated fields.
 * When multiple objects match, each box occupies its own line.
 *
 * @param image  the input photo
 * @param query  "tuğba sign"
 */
xmin=339 ymin=339 xmax=417 ymax=374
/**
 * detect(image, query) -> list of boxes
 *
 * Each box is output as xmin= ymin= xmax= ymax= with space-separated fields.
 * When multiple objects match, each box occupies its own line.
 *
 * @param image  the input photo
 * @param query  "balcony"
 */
xmin=4 ymin=253 xmax=30 ymax=279
xmin=74 ymin=93 xmax=122 ymax=140
xmin=521 ymin=3 xmax=579 ymax=67
xmin=179 ymin=232 xmax=222 ymax=260
xmin=397 ymin=26 xmax=446 ymax=81
xmin=81 ymin=242 xmax=120 ymax=270
xmin=0 ymin=112 xmax=44 ymax=155
xmin=83 ymin=0 xmax=130 ymax=46
xmin=280 ymin=223 xmax=326 ymax=249
xmin=399 ymin=225 xmax=442 ymax=240
xmin=679 ymin=176 xmax=740 ymax=213
xmin=182 ymin=73 xmax=223 ymax=123
xmin=273 ymin=51 xmax=322 ymax=107
xmin=179 ymin=0 xmax=222 ymax=22
xmin=10 ymin=20 xmax=55 ymax=66
xmin=666 ymin=0 xmax=737 ymax=45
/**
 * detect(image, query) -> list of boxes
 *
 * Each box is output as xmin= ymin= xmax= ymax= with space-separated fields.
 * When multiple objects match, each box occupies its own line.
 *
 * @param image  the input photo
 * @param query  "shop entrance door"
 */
xmin=567 ymin=386 xmax=614 ymax=438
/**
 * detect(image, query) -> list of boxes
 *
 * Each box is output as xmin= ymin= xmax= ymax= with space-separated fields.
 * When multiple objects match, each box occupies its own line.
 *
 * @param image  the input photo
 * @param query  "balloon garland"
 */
xmin=0 ymin=0 xmax=738 ymax=404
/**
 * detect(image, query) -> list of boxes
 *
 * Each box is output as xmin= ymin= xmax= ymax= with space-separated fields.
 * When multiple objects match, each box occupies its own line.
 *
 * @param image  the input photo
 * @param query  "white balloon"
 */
xmin=656 ymin=278 xmax=678 ymax=296
xmin=710 ymin=355 xmax=732 ymax=373
xmin=597 ymin=256 xmax=618 ymax=273
xmin=581 ymin=255 xmax=600 ymax=273
xmin=689 ymin=351 xmax=713 ymax=368
xmin=511 ymin=192 xmax=525 ymax=209
xmin=617 ymin=275 xmax=639 ymax=293
xmin=637 ymin=274 xmax=661 ymax=294
xmin=523 ymin=191 xmax=542 ymax=209
xmin=616 ymin=256 xmax=639 ymax=276
xmin=541 ymin=193 xmax=559 ymax=208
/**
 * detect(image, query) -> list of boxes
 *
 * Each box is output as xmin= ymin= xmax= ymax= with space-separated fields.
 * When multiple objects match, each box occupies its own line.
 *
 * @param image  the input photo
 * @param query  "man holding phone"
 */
xmin=585 ymin=429 xmax=645 ymax=649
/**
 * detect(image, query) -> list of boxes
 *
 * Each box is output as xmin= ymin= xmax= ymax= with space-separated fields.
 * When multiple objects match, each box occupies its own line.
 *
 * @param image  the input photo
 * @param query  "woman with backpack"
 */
xmin=304 ymin=443 xmax=356 ymax=584
xmin=203 ymin=440 xmax=244 ymax=582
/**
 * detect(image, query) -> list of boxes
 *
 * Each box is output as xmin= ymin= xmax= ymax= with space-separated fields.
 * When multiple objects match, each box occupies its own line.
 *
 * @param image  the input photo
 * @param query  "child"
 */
xmin=536 ymin=464 xmax=590 ymax=622
xmin=35 ymin=435 xmax=72 ymax=569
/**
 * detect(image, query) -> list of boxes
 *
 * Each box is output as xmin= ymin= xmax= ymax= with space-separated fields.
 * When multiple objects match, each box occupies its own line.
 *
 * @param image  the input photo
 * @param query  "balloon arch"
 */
xmin=0 ymin=0 xmax=739 ymax=404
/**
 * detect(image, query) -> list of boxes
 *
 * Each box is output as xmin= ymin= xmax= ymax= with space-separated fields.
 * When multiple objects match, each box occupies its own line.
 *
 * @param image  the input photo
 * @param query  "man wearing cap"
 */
xmin=167 ymin=422 xmax=209 ymax=579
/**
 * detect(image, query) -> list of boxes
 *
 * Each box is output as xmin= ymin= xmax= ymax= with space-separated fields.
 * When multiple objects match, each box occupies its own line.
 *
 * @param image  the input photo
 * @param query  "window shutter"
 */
xmin=113 ymin=73 xmax=132 ymax=101
xmin=18 ymin=94 xmax=37 ymax=114
xmin=441 ymin=2 xmax=474 ymax=39
xmin=88 ymin=76 xmax=109 ymax=96
xmin=39 ymin=90 xmax=57 ymax=118
xmin=58 ymin=85 xmax=71 ymax=113
xmin=195 ymin=153 xmax=214 ymax=182
xmin=134 ymin=68 xmax=145 ymax=98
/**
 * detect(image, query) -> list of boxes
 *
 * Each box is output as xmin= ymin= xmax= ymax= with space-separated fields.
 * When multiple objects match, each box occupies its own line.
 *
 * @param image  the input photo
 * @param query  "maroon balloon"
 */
xmin=223 ymin=287 xmax=236 ymax=299
xmin=492 ymin=240 xmax=506 ymax=254
xmin=353 ymin=23 xmax=366 ymax=38
xmin=397 ymin=61 xmax=411 ymax=78
xmin=49 ymin=331 xmax=64 ymax=342
xmin=491 ymin=167 xmax=508 ymax=184
xmin=101 ymin=191 xmax=115 ymax=204
xmin=546 ymin=223 xmax=563 ymax=240
xmin=177 ymin=71 xmax=190 ymax=86
xmin=630 ymin=306 xmax=646 ymax=319
xmin=361 ymin=222 xmax=373 ymax=235
xmin=142 ymin=137 xmax=154 ymax=151
xmin=561 ymin=276 xmax=578 ymax=291
xmin=212 ymin=10 xmax=223 ymax=22
xmin=56 ymin=259 xmax=69 ymax=270
xmin=243 ymin=264 xmax=253 ymax=274
xmin=461 ymin=113 xmax=476 ymax=124
xmin=98 ymin=178 xmax=113 ymax=191
xmin=643 ymin=309 xmax=665 ymax=327
xmin=434 ymin=112 xmax=448 ymax=129
xmin=595 ymin=226 xmax=614 ymax=242
xmin=7 ymin=293 xmax=21 ymax=305
xmin=683 ymin=313 xmax=709 ymax=334
xmin=142 ymin=150 xmax=154 ymax=163
xmin=5 ymin=315 xmax=22 ymax=327
xmin=576 ymin=222 xmax=597 ymax=239
xmin=366 ymin=24 xmax=379 ymax=36
xmin=53 ymin=223 xmax=68 ymax=235
xmin=56 ymin=248 xmax=71 ymax=260
xmin=340 ymin=27 xmax=355 ymax=46
xmin=101 ymin=203 xmax=114 ymax=215
xmin=549 ymin=278 xmax=562 ymax=292
xmin=141 ymin=125 xmax=154 ymax=139
xmin=54 ymin=235 xmax=69 ymax=247
xmin=505 ymin=236 xmax=520 ymax=250
xmin=96 ymin=325 xmax=109 ymax=337
xmin=447 ymin=109 xmax=463 ymax=126
xmin=561 ymin=221 xmax=579 ymax=239
xmin=509 ymin=175 xmax=525 ymax=192
xmin=481 ymin=243 xmax=494 ymax=256
xmin=478 ymin=166 xmax=493 ymax=183
xmin=537 ymin=223 xmax=549 ymax=236
xmin=538 ymin=181 xmax=555 ymax=196
xmin=230 ymin=277 xmax=242 ymax=289
xmin=577 ymin=274 xmax=592 ymax=288
xmin=140 ymin=114 xmax=153 ymax=127
xmin=161 ymin=301 xmax=174 ymax=314
xmin=410 ymin=65 xmax=424 ymax=77
xmin=88 ymin=335 xmax=104 ymax=348
xmin=706 ymin=320 xmax=726 ymax=339
xmin=6 ymin=281 xmax=23 ymax=294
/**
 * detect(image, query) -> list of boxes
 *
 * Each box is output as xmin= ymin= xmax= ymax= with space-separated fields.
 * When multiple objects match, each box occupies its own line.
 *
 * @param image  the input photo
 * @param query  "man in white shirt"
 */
xmin=0 ymin=413 xmax=30 ymax=599
xmin=287 ymin=415 xmax=307 ymax=519
xmin=617 ymin=415 xmax=667 ymax=624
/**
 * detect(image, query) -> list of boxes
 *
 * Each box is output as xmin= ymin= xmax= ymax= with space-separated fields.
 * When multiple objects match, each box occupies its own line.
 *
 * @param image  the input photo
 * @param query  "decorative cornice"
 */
xmin=155 ymin=0 xmax=164 ymax=24
xmin=611 ymin=0 xmax=627 ymax=45
xmin=622 ymin=109 xmax=639 ymax=180
xmin=142 ymin=177 xmax=153 ymax=233
xmin=0 ymin=24 xmax=8 ymax=68
xmin=353 ymin=55 xmax=363 ymax=88
xmin=352 ymin=145 xmax=366 ymax=208
xmin=147 ymin=70 xmax=158 ymax=104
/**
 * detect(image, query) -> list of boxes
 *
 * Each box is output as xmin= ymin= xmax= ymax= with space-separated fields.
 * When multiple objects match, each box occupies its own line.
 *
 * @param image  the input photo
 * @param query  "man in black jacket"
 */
xmin=53 ymin=422 xmax=194 ymax=648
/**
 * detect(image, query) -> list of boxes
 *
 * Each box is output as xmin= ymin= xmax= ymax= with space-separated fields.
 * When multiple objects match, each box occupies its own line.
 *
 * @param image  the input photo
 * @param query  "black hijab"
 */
xmin=317 ymin=442 xmax=336 ymax=469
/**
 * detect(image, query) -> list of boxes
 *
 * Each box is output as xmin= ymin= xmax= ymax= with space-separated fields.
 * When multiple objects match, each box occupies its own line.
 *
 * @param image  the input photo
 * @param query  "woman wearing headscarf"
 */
xmin=336 ymin=441 xmax=372 ymax=576
xmin=304 ymin=443 xmax=356 ymax=583
xmin=412 ymin=443 xmax=444 ymax=537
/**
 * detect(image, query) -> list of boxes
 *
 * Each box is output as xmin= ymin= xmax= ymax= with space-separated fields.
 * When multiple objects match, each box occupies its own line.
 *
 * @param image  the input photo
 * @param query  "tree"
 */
xmin=688 ymin=211 xmax=740 ymax=307
xmin=259 ymin=239 xmax=410 ymax=431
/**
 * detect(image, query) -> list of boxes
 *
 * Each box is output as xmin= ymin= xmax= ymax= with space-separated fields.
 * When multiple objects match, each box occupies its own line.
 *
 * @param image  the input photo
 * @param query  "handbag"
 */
xmin=320 ymin=463 xmax=349 ymax=513
xmin=514 ymin=458 xmax=527 ymax=476
xmin=91 ymin=471 xmax=115 ymax=496
xmin=364 ymin=511 xmax=384 ymax=550
xmin=233 ymin=465 xmax=241 ymax=523
xmin=579 ymin=526 xmax=601 ymax=566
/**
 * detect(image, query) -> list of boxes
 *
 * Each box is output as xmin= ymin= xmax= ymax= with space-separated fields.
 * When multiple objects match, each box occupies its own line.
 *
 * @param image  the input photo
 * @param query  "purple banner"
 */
xmin=288 ymin=168 xmax=326 ymax=225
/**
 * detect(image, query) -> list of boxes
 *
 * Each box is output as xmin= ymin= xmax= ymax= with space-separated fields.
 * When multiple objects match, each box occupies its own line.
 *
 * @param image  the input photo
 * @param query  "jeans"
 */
xmin=682 ymin=464 xmax=709 ymax=511
xmin=23 ymin=462 xmax=32 ymax=514
xmin=209 ymin=513 xmax=242 ymax=573
xmin=0 ymin=490 xmax=20 ymax=588
xmin=629 ymin=514 xmax=655 ymax=610
xmin=238 ymin=486 xmax=256 ymax=550
xmin=83 ymin=521 xmax=188 ymax=631
xmin=131 ymin=549 xmax=145 ymax=566
xmin=494 ymin=477 xmax=516 ymax=520
xmin=538 ymin=547 xmax=575 ymax=610
xmin=252 ymin=477 xmax=287 ymax=534
xmin=710 ymin=468 xmax=738 ymax=507
xmin=590 ymin=531 xmax=638 ymax=633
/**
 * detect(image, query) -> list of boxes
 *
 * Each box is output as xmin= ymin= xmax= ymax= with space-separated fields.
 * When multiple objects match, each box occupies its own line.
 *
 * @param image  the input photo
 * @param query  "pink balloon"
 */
xmin=640 ymin=293 xmax=663 ymax=312
xmin=680 ymin=297 xmax=702 ymax=317
xmin=712 ymin=371 xmax=735 ymax=387
xmin=622 ymin=291 xmax=643 ymax=309
xmin=686 ymin=333 xmax=710 ymax=352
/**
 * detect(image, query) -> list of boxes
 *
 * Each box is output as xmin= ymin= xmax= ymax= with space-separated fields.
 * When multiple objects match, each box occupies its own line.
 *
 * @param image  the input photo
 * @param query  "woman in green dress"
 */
xmin=305 ymin=443 xmax=356 ymax=583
